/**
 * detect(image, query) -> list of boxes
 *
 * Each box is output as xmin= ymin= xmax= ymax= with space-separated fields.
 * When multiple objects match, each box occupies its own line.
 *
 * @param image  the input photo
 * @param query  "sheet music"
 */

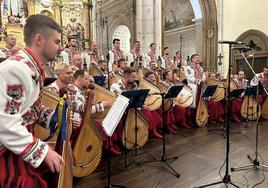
xmin=102 ymin=95 xmax=129 ymax=137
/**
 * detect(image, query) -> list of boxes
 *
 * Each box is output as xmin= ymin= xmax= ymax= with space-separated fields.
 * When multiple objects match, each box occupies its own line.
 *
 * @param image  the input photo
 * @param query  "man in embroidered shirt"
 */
xmin=111 ymin=67 xmax=163 ymax=138
xmin=72 ymin=54 xmax=83 ymax=72
xmin=108 ymin=38 xmax=125 ymax=71
xmin=0 ymin=34 xmax=17 ymax=59
xmin=46 ymin=62 xmax=73 ymax=94
xmin=0 ymin=14 xmax=64 ymax=188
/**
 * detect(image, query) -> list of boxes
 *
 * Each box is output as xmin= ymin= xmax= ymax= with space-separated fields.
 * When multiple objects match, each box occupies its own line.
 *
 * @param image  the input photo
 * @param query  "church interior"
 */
xmin=0 ymin=0 xmax=268 ymax=188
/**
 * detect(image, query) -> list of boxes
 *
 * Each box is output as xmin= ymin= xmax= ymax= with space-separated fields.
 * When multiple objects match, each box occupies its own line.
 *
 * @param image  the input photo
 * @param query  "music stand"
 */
xmin=121 ymin=89 xmax=153 ymax=165
xmin=44 ymin=77 xmax=57 ymax=87
xmin=93 ymin=76 xmax=106 ymax=87
xmin=102 ymin=95 xmax=129 ymax=188
xmin=140 ymin=85 xmax=183 ymax=178
xmin=229 ymin=88 xmax=245 ymax=98
xmin=201 ymin=85 xmax=217 ymax=130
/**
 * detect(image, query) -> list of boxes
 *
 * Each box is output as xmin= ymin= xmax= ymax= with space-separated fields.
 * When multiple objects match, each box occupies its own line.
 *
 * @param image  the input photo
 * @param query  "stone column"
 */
xmin=136 ymin=0 xmax=161 ymax=54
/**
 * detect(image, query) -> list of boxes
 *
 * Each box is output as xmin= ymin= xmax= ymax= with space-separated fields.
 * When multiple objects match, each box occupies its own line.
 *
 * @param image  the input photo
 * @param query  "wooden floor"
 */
xmin=74 ymin=120 xmax=268 ymax=188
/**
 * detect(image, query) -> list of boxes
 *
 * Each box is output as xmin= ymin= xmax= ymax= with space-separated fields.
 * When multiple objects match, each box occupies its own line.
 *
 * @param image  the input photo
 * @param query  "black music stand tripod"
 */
xmin=121 ymin=89 xmax=157 ymax=167
xmin=140 ymin=85 xmax=183 ymax=178
xmin=195 ymin=42 xmax=240 ymax=188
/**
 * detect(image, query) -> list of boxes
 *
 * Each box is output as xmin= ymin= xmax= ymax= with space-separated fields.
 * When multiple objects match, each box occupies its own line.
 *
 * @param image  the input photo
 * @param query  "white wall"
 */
xmin=219 ymin=0 xmax=268 ymax=76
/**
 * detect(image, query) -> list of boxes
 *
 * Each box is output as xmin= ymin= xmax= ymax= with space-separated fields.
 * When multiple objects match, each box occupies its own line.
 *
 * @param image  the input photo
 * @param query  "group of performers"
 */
xmin=0 ymin=14 xmax=268 ymax=188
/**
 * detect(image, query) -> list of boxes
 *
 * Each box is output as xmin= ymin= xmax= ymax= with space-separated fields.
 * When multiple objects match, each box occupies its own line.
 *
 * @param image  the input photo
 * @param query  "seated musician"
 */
xmin=206 ymin=73 xmax=224 ymax=124
xmin=67 ymin=69 xmax=122 ymax=155
xmin=115 ymin=58 xmax=128 ymax=76
xmin=232 ymin=70 xmax=248 ymax=123
xmin=0 ymin=15 xmax=64 ymax=188
xmin=46 ymin=62 xmax=73 ymax=93
xmin=97 ymin=59 xmax=115 ymax=89
xmin=110 ymin=67 xmax=163 ymax=139
xmin=148 ymin=60 xmax=160 ymax=76
xmin=250 ymin=66 xmax=268 ymax=106
xmin=71 ymin=54 xmax=83 ymax=72
xmin=160 ymin=70 xmax=190 ymax=131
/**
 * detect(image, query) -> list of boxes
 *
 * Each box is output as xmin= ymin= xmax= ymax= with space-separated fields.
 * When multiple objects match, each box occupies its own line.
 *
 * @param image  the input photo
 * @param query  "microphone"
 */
xmin=231 ymin=46 xmax=252 ymax=52
xmin=218 ymin=40 xmax=244 ymax=45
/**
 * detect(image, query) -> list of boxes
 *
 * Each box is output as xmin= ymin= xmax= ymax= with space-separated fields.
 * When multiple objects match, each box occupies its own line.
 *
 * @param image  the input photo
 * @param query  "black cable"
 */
xmin=218 ymin=158 xmax=226 ymax=180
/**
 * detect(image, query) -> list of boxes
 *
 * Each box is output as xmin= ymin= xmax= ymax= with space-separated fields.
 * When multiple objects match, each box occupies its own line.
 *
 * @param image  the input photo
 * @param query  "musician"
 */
xmin=97 ymin=59 xmax=115 ymax=89
xmin=88 ymin=42 xmax=102 ymax=65
xmin=109 ymin=38 xmax=125 ymax=72
xmin=145 ymin=42 xmax=158 ymax=69
xmin=184 ymin=54 xmax=206 ymax=114
xmin=0 ymin=34 xmax=17 ymax=59
xmin=65 ymin=36 xmax=79 ymax=65
xmin=148 ymin=60 xmax=160 ymax=79
xmin=46 ymin=62 xmax=73 ymax=94
xmin=0 ymin=15 xmax=64 ymax=187
xmin=184 ymin=54 xmax=224 ymax=125
xmin=67 ymin=70 xmax=121 ymax=155
xmin=126 ymin=41 xmax=145 ymax=67
xmin=250 ymin=66 xmax=268 ymax=106
xmin=72 ymin=54 xmax=83 ymax=72
xmin=110 ymin=67 xmax=163 ymax=139
xmin=116 ymin=58 xmax=128 ymax=76
xmin=174 ymin=51 xmax=187 ymax=68
xmin=161 ymin=70 xmax=190 ymax=130
xmin=230 ymin=70 xmax=248 ymax=123
xmin=237 ymin=70 xmax=248 ymax=89
xmin=161 ymin=47 xmax=174 ymax=70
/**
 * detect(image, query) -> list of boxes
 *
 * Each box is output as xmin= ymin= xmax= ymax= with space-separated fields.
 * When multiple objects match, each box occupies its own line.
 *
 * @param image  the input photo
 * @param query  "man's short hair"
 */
xmin=118 ymin=58 xmax=126 ymax=65
xmin=24 ymin=14 xmax=63 ymax=46
xmin=73 ymin=69 xmax=85 ymax=80
xmin=113 ymin=38 xmax=120 ymax=44
xmin=150 ymin=43 xmax=156 ymax=48
xmin=190 ymin=54 xmax=199 ymax=62
xmin=162 ymin=70 xmax=170 ymax=80
xmin=144 ymin=70 xmax=155 ymax=78
xmin=123 ymin=67 xmax=136 ymax=77
xmin=163 ymin=47 xmax=169 ymax=51
xmin=54 ymin=62 xmax=71 ymax=74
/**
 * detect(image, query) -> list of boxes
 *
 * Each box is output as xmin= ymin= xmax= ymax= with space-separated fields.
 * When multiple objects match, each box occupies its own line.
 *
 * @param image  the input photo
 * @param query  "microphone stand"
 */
xmin=231 ymin=50 xmax=268 ymax=172
xmin=104 ymin=16 xmax=110 ymax=90
xmin=195 ymin=43 xmax=239 ymax=188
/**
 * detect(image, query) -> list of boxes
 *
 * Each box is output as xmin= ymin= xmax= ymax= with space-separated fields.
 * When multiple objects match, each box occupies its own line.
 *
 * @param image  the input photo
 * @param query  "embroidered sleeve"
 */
xmin=185 ymin=67 xmax=196 ymax=84
xmin=45 ymin=82 xmax=59 ymax=94
xmin=38 ymin=105 xmax=53 ymax=129
xmin=110 ymin=82 xmax=122 ymax=96
xmin=91 ymin=102 xmax=104 ymax=114
xmin=0 ymin=62 xmax=48 ymax=168
xmin=67 ymin=84 xmax=85 ymax=113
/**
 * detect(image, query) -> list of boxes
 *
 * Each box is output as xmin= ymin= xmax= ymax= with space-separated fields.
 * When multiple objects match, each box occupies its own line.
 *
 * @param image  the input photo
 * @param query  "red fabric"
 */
xmin=24 ymin=47 xmax=45 ymax=81
xmin=0 ymin=150 xmax=47 ymax=188
xmin=232 ymin=98 xmax=242 ymax=114
xmin=94 ymin=121 xmax=122 ymax=150
xmin=141 ymin=109 xmax=161 ymax=132
xmin=208 ymin=100 xmax=224 ymax=121
xmin=157 ymin=105 xmax=186 ymax=129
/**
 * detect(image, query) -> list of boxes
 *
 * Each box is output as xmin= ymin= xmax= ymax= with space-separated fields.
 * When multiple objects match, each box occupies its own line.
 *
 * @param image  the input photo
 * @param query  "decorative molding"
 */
xmin=200 ymin=0 xmax=218 ymax=72
xmin=236 ymin=29 xmax=268 ymax=51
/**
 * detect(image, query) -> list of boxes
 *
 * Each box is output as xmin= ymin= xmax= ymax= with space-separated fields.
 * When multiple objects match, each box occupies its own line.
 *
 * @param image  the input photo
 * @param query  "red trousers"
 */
xmin=157 ymin=105 xmax=186 ymax=129
xmin=0 ymin=150 xmax=47 ymax=188
xmin=208 ymin=100 xmax=224 ymax=121
xmin=141 ymin=109 xmax=162 ymax=132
